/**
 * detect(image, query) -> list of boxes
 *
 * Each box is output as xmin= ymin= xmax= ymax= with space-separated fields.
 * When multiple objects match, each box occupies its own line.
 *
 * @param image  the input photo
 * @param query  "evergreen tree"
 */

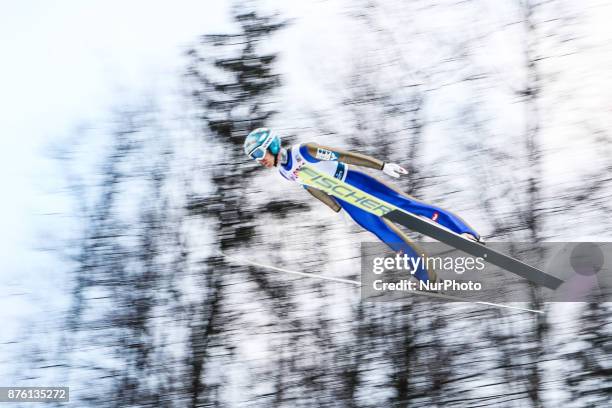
xmin=183 ymin=6 xmax=294 ymax=406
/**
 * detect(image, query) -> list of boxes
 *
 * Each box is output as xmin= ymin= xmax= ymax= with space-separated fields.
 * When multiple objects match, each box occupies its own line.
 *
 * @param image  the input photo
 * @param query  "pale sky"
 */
xmin=0 ymin=0 xmax=352 ymax=362
xmin=0 ymin=0 xmax=231 ymax=350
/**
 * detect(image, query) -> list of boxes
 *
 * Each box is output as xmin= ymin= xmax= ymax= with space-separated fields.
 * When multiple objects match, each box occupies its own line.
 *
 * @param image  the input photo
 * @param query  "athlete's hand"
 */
xmin=382 ymin=162 xmax=408 ymax=178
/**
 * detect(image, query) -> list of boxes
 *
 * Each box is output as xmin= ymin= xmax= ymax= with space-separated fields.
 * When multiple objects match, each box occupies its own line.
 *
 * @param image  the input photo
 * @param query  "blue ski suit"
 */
xmin=278 ymin=143 xmax=480 ymax=282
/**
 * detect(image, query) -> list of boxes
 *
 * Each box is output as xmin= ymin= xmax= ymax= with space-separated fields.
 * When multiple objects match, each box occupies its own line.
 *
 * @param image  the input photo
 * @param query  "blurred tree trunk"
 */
xmin=564 ymin=300 xmax=612 ymax=407
xmin=521 ymin=1 xmax=546 ymax=405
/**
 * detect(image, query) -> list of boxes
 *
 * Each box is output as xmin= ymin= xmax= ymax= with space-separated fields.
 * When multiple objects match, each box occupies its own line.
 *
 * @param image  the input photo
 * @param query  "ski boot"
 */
xmin=461 ymin=233 xmax=485 ymax=245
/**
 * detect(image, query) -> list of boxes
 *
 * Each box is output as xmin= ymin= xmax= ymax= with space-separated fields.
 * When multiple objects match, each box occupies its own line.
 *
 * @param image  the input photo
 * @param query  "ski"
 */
xmin=297 ymin=164 xmax=564 ymax=289
xmin=220 ymin=251 xmax=544 ymax=314
xmin=383 ymin=210 xmax=563 ymax=289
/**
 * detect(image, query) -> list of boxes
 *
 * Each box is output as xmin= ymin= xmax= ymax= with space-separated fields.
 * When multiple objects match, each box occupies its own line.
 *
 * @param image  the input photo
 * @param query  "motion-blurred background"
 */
xmin=1 ymin=0 xmax=611 ymax=406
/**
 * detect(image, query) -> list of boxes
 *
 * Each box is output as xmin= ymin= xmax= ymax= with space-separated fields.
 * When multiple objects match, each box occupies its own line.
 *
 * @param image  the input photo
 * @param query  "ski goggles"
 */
xmin=248 ymin=135 xmax=274 ymax=161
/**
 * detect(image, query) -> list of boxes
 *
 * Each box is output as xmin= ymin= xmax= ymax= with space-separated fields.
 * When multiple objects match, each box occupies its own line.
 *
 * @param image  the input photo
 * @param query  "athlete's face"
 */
xmin=259 ymin=150 xmax=276 ymax=168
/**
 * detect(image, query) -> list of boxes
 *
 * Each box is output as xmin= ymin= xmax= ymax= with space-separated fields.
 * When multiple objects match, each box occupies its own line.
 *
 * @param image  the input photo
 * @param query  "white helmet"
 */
xmin=244 ymin=128 xmax=281 ymax=161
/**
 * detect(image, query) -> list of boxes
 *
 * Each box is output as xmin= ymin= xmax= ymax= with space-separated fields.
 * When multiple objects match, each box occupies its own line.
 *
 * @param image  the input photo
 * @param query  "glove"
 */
xmin=382 ymin=162 xmax=408 ymax=178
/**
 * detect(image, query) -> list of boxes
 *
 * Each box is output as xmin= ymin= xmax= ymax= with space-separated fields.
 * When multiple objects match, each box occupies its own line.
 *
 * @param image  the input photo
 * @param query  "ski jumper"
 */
xmin=278 ymin=143 xmax=480 ymax=282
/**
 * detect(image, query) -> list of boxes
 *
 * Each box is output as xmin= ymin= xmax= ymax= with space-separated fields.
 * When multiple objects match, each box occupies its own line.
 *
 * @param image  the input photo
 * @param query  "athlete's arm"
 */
xmin=304 ymin=186 xmax=342 ymax=212
xmin=303 ymin=142 xmax=384 ymax=170
xmin=302 ymin=142 xmax=407 ymax=178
